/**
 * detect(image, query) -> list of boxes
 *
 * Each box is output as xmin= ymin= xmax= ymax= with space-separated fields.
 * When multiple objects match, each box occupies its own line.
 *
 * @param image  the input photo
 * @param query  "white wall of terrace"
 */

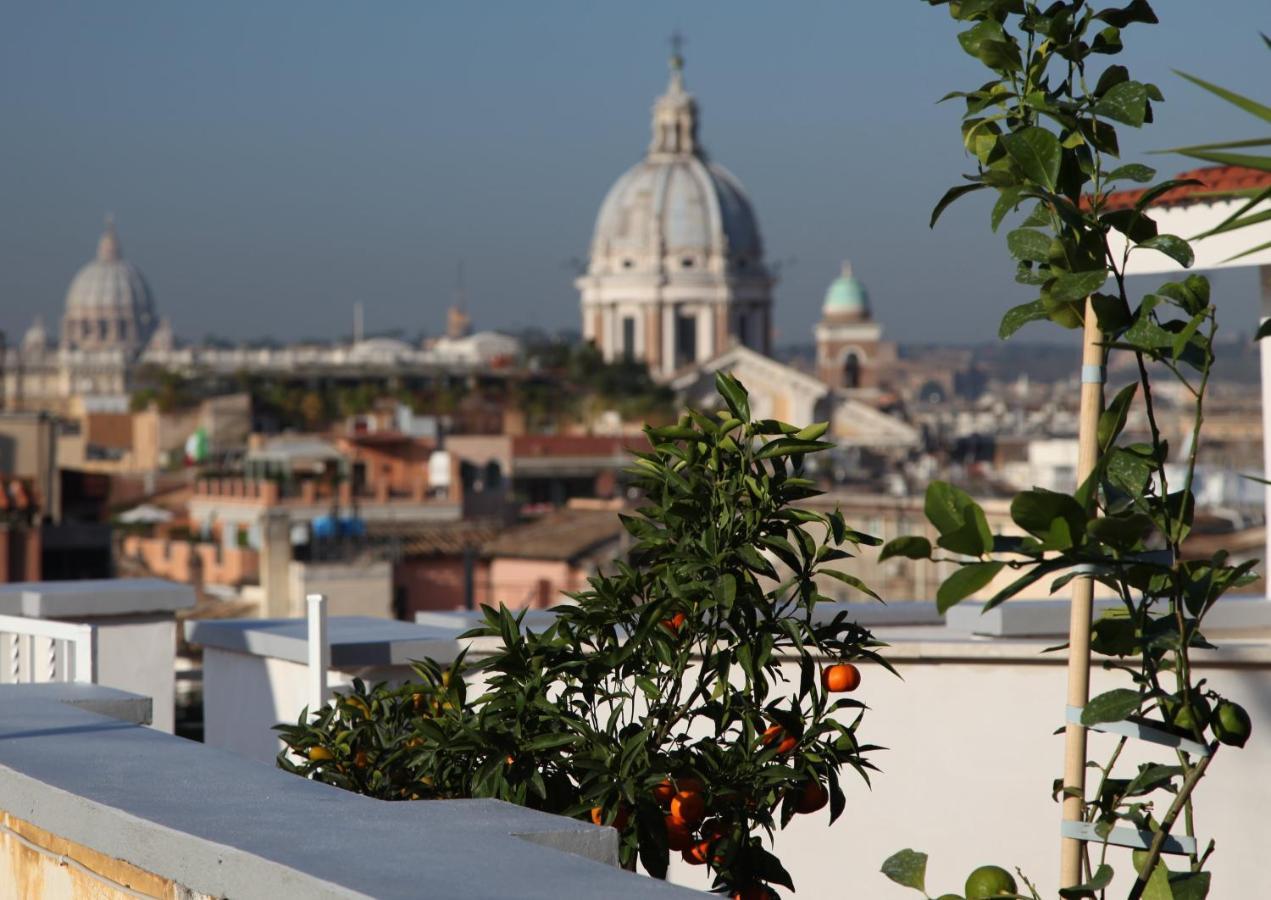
xmin=186 ymin=615 xmax=464 ymax=764
xmin=189 ymin=600 xmax=1271 ymax=896
xmin=0 ymin=578 xmax=193 ymax=732
xmin=0 ymin=683 xmax=699 ymax=898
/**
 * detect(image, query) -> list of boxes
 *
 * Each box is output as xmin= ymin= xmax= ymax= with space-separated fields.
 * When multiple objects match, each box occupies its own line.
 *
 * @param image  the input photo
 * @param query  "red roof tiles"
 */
xmin=1100 ymin=165 xmax=1271 ymax=212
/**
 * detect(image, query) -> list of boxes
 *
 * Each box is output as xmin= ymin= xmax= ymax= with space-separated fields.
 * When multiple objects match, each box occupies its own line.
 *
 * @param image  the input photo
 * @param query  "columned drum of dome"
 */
xmin=576 ymin=50 xmax=775 ymax=380
xmin=61 ymin=218 xmax=158 ymax=357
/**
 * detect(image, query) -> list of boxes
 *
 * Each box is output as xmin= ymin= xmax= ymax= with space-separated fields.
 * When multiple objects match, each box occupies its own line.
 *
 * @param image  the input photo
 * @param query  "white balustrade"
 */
xmin=0 ymin=614 xmax=96 ymax=684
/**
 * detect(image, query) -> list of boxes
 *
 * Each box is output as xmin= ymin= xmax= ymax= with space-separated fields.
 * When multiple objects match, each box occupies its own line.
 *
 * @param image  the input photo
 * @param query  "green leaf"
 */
xmin=936 ymin=562 xmax=1003 ymax=613
xmin=1059 ymin=863 xmax=1115 ymax=897
xmin=1094 ymin=80 xmax=1149 ymax=126
xmin=931 ymin=182 xmax=988 ymax=228
xmin=1256 ymin=319 xmax=1271 ymax=341
xmin=1002 ymin=126 xmax=1062 ymax=191
xmin=1168 ymin=870 xmax=1212 ymax=900
xmin=823 ymin=569 xmax=881 ymax=601
xmin=925 ymin=481 xmax=993 ymax=556
xmin=999 ymin=300 xmax=1049 ymax=338
xmin=880 ymin=848 xmax=927 ymax=892
xmin=714 ymin=371 xmax=750 ymax=422
xmin=991 ymin=187 xmax=1023 ymax=231
xmin=1082 ymin=688 xmax=1141 ymax=725
xmin=1050 ymin=269 xmax=1109 ymax=301
xmin=1007 ymin=228 xmax=1052 ymax=262
xmin=1098 ymin=383 xmax=1138 ymax=451
xmin=1010 ymin=489 xmax=1087 ymax=549
xmin=1107 ymin=163 xmax=1156 ymax=183
xmin=1137 ymin=234 xmax=1194 ymax=268
xmin=879 ymin=536 xmax=932 ymax=561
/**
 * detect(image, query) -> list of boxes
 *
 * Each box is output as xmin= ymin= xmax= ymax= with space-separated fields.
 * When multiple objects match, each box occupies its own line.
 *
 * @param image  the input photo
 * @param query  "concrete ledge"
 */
xmin=0 ymin=578 xmax=196 ymax=618
xmin=0 ymin=683 xmax=152 ymax=726
xmin=186 ymin=616 xmax=464 ymax=667
xmin=0 ymin=686 xmax=700 ymax=899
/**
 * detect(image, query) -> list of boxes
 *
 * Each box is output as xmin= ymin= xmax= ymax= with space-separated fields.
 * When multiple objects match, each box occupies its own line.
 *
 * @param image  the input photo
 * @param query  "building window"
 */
xmin=621 ymin=317 xmax=636 ymax=361
xmin=844 ymin=353 xmax=862 ymax=389
xmin=676 ymin=314 xmax=697 ymax=366
xmin=681 ymin=258 xmax=695 ymax=268
xmin=622 ymin=259 xmax=634 ymax=269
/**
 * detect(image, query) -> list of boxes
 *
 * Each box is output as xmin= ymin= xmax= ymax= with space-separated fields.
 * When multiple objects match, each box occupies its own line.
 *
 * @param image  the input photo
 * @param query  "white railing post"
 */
xmin=306 ymin=593 xmax=329 ymax=713
xmin=72 ymin=624 xmax=96 ymax=684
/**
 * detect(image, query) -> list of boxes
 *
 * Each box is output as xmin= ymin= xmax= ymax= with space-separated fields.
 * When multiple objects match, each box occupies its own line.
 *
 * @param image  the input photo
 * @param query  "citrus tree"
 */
xmin=878 ymin=2 xmax=1256 ymax=898
xmin=278 ymin=373 xmax=891 ymax=898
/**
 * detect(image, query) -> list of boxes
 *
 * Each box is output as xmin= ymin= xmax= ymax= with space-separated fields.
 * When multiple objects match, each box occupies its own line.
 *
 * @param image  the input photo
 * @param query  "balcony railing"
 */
xmin=0 ymin=613 xmax=96 ymax=684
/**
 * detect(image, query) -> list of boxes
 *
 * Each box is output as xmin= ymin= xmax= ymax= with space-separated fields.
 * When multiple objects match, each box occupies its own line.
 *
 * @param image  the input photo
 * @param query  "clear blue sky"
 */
xmin=1 ymin=1 xmax=1266 ymax=347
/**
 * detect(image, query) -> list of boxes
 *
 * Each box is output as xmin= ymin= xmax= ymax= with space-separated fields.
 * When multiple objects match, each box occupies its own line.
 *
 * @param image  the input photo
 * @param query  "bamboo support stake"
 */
xmin=1060 ymin=297 xmax=1105 ymax=887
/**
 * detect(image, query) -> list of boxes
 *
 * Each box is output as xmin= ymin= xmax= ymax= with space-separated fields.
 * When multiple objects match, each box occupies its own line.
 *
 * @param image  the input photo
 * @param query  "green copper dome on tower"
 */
xmin=822 ymin=261 xmax=870 ymax=318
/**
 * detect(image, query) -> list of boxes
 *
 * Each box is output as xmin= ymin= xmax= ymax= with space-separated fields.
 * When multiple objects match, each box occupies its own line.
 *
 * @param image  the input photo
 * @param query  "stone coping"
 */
xmin=0 ymin=578 xmax=195 ymax=618
xmin=185 ymin=616 xmax=462 ymax=667
xmin=417 ymin=599 xmax=1271 ymax=668
xmin=0 ymin=685 xmax=700 ymax=899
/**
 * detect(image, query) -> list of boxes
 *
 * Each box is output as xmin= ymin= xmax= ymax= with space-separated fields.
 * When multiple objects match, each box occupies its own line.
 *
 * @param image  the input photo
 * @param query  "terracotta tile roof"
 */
xmin=1100 ymin=165 xmax=1271 ymax=212
xmin=370 ymin=520 xmax=505 ymax=557
xmin=484 ymin=507 xmax=625 ymax=563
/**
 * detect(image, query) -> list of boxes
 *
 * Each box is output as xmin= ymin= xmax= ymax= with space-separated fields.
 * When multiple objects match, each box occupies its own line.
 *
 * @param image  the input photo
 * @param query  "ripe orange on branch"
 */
xmin=761 ymin=724 xmax=798 ymax=754
xmin=670 ymin=790 xmax=706 ymax=826
xmin=821 ymin=662 xmax=861 ymax=692
xmin=793 ymin=780 xmax=828 ymax=814
xmin=664 ymin=815 xmax=693 ymax=851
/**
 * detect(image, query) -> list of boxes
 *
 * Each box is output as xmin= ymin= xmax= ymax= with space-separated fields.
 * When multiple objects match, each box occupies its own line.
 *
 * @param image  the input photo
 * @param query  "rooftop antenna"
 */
xmin=455 ymin=260 xmax=466 ymax=312
xmin=354 ymin=301 xmax=364 ymax=343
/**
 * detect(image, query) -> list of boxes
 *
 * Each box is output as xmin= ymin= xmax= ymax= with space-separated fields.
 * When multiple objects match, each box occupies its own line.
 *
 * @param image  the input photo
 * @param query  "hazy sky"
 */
xmin=1 ymin=1 xmax=1266 ymax=348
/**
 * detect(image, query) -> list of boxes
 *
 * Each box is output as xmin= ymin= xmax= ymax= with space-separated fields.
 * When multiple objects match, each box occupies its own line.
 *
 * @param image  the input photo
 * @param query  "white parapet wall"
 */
xmin=190 ymin=601 xmax=1271 ymax=897
xmin=0 ymin=578 xmax=194 ymax=733
xmin=0 ymin=683 xmax=700 ymax=899
xmin=187 ymin=615 xmax=464 ymax=764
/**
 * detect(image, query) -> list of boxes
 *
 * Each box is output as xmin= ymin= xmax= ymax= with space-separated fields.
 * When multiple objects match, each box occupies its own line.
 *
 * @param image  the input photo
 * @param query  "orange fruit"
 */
xmin=761 ymin=724 xmax=797 ymax=754
xmin=661 ymin=612 xmax=687 ymax=633
xmin=591 ymin=805 xmax=630 ymax=830
xmin=307 ymin=746 xmax=333 ymax=761
xmin=665 ymin=815 xmax=694 ymax=851
xmin=354 ymin=750 xmax=369 ymax=768
xmin=674 ymin=776 xmax=704 ymax=794
xmin=794 ymin=780 xmax=828 ymax=814
xmin=671 ymin=791 xmax=706 ymax=826
xmin=652 ymin=779 xmax=676 ymax=808
xmin=822 ymin=663 xmax=861 ymax=693
xmin=682 ymin=841 xmax=712 ymax=866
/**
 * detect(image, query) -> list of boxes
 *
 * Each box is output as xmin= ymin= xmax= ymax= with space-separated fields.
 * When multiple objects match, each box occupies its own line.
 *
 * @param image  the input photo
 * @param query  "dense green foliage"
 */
xmin=882 ymin=2 xmax=1257 ymax=898
xmin=278 ymin=374 xmax=889 ymax=897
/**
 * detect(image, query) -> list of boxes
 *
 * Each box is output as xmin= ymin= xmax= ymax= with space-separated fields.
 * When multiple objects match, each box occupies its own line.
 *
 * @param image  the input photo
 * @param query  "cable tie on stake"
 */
xmin=1065 ymin=705 xmax=1210 ymax=757
xmin=1060 ymin=821 xmax=1196 ymax=856
xmin=1081 ymin=364 xmax=1107 ymax=384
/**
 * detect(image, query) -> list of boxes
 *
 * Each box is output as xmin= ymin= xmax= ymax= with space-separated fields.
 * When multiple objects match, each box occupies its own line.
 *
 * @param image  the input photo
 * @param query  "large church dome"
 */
xmin=577 ymin=48 xmax=774 ymax=379
xmin=62 ymin=219 xmax=158 ymax=355
xmin=585 ymin=53 xmax=767 ymax=278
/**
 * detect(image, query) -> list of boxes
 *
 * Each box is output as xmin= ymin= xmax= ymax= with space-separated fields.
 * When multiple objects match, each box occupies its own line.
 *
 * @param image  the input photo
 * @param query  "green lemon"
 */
xmin=935 ymin=895 xmax=966 ymax=900
xmin=1213 ymin=701 xmax=1252 ymax=747
xmin=965 ymin=864 xmax=1018 ymax=899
